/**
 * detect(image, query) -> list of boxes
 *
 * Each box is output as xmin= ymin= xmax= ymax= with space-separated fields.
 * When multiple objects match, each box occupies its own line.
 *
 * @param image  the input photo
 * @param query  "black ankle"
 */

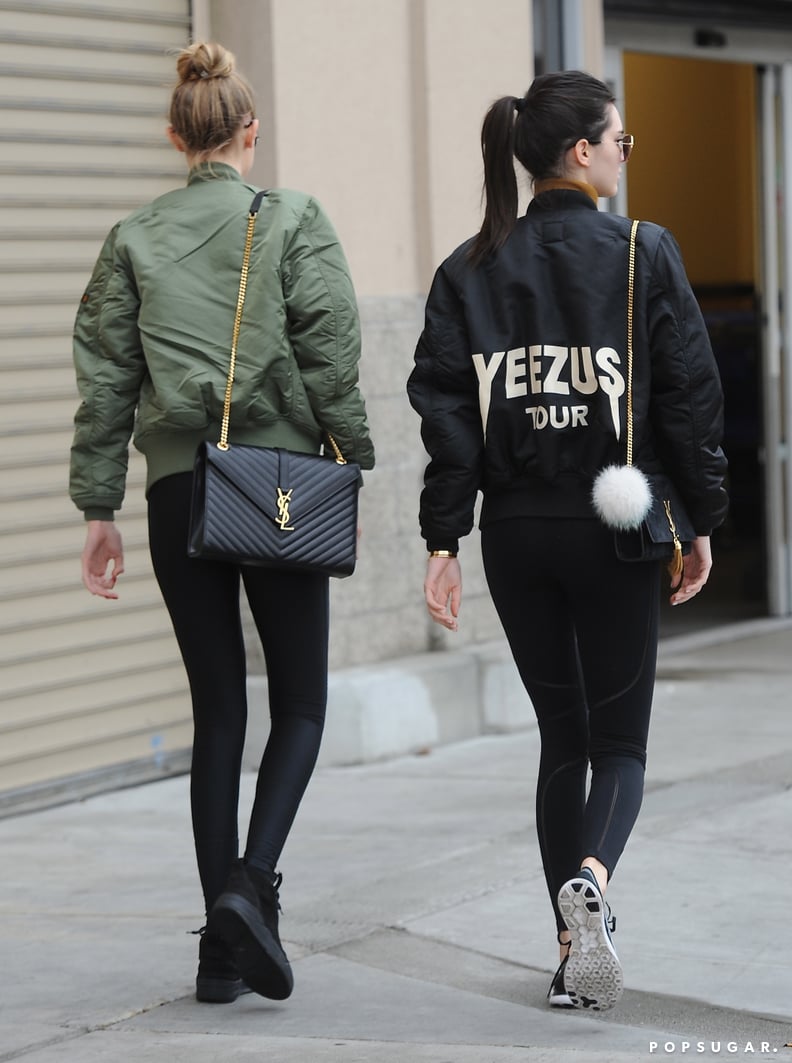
xmin=246 ymin=864 xmax=276 ymax=890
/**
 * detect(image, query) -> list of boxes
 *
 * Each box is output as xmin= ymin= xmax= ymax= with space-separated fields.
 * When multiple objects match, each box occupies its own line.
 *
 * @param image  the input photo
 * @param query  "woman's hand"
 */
xmin=424 ymin=556 xmax=462 ymax=631
xmin=670 ymin=535 xmax=711 ymax=606
xmin=81 ymin=520 xmax=124 ymax=599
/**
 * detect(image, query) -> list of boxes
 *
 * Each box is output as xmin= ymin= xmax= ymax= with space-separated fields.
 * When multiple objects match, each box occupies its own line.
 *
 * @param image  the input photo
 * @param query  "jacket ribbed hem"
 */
xmin=139 ymin=423 xmax=322 ymax=496
xmin=480 ymin=477 xmax=598 ymax=527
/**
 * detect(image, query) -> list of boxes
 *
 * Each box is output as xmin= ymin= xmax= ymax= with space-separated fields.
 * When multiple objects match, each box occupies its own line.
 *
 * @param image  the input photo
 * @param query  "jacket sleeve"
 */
xmin=69 ymin=225 xmax=146 ymax=519
xmin=407 ymin=264 xmax=484 ymax=552
xmin=646 ymin=230 xmax=729 ymax=534
xmin=281 ymin=198 xmax=375 ymax=470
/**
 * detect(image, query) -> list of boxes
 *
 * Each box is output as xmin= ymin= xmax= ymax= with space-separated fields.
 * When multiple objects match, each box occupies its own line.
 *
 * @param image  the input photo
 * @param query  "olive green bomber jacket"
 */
xmin=70 ymin=164 xmax=375 ymax=520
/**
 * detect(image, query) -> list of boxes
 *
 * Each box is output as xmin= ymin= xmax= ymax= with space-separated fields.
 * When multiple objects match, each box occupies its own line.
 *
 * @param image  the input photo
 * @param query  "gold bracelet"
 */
xmin=429 ymin=550 xmax=457 ymax=559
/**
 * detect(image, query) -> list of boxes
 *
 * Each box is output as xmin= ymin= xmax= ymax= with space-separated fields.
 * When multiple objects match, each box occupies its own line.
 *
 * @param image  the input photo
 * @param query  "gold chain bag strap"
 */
xmin=187 ymin=191 xmax=362 ymax=577
xmin=592 ymin=219 xmax=694 ymax=583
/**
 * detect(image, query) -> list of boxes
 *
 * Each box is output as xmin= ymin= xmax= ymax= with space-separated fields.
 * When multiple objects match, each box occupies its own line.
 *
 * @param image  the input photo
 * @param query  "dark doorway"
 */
xmin=622 ymin=53 xmax=765 ymax=633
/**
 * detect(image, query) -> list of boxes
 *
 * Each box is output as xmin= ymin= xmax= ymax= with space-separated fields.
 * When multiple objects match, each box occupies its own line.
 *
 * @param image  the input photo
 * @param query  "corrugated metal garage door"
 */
xmin=0 ymin=0 xmax=194 ymax=811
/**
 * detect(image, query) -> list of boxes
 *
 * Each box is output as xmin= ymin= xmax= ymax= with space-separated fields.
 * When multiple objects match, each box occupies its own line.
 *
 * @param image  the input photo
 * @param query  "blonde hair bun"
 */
xmin=176 ymin=41 xmax=235 ymax=83
xmin=169 ymin=41 xmax=254 ymax=157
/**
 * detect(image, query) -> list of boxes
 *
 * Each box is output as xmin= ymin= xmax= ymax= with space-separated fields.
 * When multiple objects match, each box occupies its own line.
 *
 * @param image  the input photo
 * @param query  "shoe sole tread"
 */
xmin=557 ymin=877 xmax=623 ymax=1012
xmin=211 ymin=892 xmax=294 ymax=1000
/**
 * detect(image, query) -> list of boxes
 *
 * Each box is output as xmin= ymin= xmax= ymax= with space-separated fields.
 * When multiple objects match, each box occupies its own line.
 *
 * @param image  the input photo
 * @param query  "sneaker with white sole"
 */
xmin=547 ymin=955 xmax=574 ymax=1008
xmin=557 ymin=867 xmax=623 ymax=1011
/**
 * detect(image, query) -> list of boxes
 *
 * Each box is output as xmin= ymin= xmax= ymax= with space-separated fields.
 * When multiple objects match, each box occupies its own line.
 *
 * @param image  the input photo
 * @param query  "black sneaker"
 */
xmin=557 ymin=867 xmax=622 ymax=1011
xmin=209 ymin=860 xmax=294 ymax=1000
xmin=547 ymin=955 xmax=574 ymax=1008
xmin=195 ymin=927 xmax=244 ymax=1004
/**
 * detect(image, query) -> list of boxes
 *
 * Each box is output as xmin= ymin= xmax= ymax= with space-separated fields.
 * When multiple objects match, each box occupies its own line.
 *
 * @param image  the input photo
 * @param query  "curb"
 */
xmin=243 ymin=640 xmax=535 ymax=770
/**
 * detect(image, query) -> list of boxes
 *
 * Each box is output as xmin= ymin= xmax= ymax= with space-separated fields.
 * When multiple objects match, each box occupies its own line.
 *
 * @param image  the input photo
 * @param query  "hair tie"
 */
xmin=514 ymin=97 xmax=526 ymax=114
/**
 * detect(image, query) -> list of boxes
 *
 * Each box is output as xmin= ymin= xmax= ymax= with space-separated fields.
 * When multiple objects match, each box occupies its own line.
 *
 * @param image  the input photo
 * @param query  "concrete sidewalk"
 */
xmin=1 ymin=621 xmax=791 ymax=1062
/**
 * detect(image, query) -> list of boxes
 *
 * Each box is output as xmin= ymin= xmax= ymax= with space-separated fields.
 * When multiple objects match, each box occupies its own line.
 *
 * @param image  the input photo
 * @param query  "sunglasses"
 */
xmin=588 ymin=133 xmax=635 ymax=162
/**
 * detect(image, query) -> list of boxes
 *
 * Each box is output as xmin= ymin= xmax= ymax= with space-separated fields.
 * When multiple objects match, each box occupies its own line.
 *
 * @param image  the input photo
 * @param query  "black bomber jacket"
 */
xmin=407 ymin=187 xmax=728 ymax=553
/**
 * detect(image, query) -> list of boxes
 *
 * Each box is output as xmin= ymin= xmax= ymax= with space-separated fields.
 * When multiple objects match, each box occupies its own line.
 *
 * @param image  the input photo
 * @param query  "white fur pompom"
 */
xmin=591 ymin=464 xmax=652 ymax=530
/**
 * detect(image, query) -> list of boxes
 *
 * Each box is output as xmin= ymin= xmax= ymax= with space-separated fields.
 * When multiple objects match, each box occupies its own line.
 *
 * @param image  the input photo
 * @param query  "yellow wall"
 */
xmin=622 ymin=53 xmax=756 ymax=288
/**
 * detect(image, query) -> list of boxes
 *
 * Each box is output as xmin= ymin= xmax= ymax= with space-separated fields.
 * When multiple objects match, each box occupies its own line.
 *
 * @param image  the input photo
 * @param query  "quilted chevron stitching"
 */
xmin=192 ymin=444 xmax=360 ymax=577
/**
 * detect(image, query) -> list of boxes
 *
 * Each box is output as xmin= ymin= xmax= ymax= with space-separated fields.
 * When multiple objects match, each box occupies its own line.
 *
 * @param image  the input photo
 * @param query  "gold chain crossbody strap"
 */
xmin=217 ymin=192 xmax=347 ymax=465
xmin=625 ymin=218 xmax=684 ymax=581
xmin=625 ymin=217 xmax=639 ymax=467
xmin=217 ymin=202 xmax=259 ymax=451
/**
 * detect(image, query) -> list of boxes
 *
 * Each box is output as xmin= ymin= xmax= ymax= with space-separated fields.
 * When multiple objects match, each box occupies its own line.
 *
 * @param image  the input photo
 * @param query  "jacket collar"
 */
xmin=529 ymin=179 xmax=599 ymax=212
xmin=187 ymin=162 xmax=243 ymax=185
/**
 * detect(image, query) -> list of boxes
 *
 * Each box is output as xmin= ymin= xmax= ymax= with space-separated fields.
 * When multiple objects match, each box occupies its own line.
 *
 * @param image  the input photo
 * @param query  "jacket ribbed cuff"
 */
xmin=426 ymin=539 xmax=459 ymax=555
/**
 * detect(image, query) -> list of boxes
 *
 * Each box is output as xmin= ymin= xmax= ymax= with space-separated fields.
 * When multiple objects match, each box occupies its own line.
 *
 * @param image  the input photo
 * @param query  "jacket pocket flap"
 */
xmin=204 ymin=444 xmax=360 ymax=526
xmin=644 ymin=475 xmax=696 ymax=544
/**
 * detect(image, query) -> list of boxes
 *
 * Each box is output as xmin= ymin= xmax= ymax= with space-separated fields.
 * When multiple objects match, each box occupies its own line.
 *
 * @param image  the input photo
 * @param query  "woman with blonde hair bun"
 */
xmin=70 ymin=42 xmax=374 ymax=1004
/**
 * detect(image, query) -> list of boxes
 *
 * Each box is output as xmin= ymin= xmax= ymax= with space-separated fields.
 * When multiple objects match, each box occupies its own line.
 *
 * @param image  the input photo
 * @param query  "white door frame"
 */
xmin=770 ymin=63 xmax=792 ymax=614
xmin=759 ymin=65 xmax=787 ymax=615
xmin=783 ymin=64 xmax=792 ymax=613
xmin=606 ymin=18 xmax=792 ymax=66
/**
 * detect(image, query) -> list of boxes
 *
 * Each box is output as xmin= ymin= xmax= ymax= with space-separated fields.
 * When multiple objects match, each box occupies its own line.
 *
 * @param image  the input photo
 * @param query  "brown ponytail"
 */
xmin=169 ymin=42 xmax=255 ymax=159
xmin=468 ymin=71 xmax=615 ymax=266
xmin=468 ymin=96 xmax=522 ymax=268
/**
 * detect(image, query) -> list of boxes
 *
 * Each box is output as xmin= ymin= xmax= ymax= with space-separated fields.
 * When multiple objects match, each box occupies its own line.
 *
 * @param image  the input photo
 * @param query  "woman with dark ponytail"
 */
xmin=408 ymin=71 xmax=727 ymax=1012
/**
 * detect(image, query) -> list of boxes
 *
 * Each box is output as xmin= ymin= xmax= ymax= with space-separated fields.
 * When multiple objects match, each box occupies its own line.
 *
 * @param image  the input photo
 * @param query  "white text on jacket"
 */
xmin=472 ymin=345 xmax=625 ymax=438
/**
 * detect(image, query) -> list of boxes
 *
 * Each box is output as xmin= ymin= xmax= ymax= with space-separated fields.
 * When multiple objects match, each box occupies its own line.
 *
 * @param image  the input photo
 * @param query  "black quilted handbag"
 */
xmin=187 ymin=192 xmax=361 ymax=578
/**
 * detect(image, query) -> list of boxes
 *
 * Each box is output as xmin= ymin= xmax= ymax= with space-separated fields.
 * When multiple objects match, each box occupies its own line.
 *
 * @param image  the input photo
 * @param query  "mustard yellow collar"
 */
xmin=533 ymin=178 xmax=599 ymax=204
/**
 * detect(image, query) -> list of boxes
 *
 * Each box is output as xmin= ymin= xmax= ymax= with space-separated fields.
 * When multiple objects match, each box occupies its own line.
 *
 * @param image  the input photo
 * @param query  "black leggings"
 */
xmin=481 ymin=516 xmax=660 ymax=931
xmin=148 ymin=473 xmax=329 ymax=915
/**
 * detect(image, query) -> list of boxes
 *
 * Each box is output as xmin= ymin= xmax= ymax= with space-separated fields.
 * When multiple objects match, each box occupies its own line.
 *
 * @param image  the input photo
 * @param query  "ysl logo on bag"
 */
xmin=276 ymin=487 xmax=295 ymax=531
